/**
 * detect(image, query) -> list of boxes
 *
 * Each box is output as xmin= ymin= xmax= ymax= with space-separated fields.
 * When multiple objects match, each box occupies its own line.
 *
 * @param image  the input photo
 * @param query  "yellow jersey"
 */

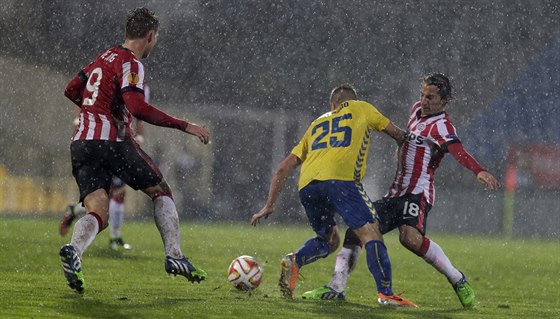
xmin=291 ymin=100 xmax=390 ymax=190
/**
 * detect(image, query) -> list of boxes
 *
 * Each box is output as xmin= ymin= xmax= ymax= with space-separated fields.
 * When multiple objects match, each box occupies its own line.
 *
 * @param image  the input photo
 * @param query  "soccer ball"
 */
xmin=227 ymin=255 xmax=263 ymax=291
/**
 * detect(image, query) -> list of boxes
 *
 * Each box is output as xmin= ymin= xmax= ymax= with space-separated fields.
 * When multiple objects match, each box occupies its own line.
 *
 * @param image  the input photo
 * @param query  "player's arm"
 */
xmin=250 ymin=154 xmax=301 ymax=226
xmin=447 ymin=142 xmax=500 ymax=191
xmin=122 ymin=91 xmax=210 ymax=144
xmin=64 ymin=70 xmax=88 ymax=107
xmin=382 ymin=122 xmax=406 ymax=145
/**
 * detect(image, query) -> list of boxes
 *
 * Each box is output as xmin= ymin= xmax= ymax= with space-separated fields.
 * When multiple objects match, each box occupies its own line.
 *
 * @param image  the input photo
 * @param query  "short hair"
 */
xmin=422 ymin=73 xmax=452 ymax=100
xmin=125 ymin=7 xmax=159 ymax=39
xmin=330 ymin=84 xmax=358 ymax=105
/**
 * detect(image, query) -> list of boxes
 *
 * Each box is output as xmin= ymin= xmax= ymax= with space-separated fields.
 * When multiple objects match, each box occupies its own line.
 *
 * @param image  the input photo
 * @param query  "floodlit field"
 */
xmin=0 ymin=216 xmax=558 ymax=318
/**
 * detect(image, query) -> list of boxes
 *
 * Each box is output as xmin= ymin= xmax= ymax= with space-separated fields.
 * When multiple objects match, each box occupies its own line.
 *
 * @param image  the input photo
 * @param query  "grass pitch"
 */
xmin=0 ymin=216 xmax=558 ymax=318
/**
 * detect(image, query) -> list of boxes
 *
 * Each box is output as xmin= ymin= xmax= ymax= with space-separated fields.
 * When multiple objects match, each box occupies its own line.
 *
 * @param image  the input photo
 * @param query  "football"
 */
xmin=227 ymin=255 xmax=263 ymax=291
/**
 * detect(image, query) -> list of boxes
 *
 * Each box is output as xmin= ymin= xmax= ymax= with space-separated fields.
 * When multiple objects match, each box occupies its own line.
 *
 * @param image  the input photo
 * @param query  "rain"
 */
xmin=0 ymin=0 xmax=559 ymax=317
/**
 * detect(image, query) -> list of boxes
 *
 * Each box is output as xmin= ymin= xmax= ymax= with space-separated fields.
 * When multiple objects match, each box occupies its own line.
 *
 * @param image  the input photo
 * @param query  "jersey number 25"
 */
xmin=311 ymin=114 xmax=352 ymax=150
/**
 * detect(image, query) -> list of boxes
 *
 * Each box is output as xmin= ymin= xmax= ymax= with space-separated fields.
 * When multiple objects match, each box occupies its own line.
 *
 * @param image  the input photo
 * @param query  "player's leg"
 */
xmin=70 ymin=189 xmax=110 ymax=254
xmin=303 ymin=198 xmax=399 ymax=300
xmin=61 ymin=189 xmax=110 ymax=293
xmin=279 ymin=227 xmax=337 ymax=299
xmin=141 ymin=181 xmax=206 ymax=283
xmin=119 ymin=139 xmax=206 ymax=283
xmin=399 ymin=224 xmax=475 ymax=308
xmin=352 ymin=222 xmax=416 ymax=307
xmin=279 ymin=182 xmax=338 ymax=298
xmin=108 ymin=199 xmax=131 ymax=250
xmin=302 ymin=227 xmax=361 ymax=300
xmin=61 ymin=140 xmax=112 ymax=293
xmin=333 ymin=182 xmax=416 ymax=307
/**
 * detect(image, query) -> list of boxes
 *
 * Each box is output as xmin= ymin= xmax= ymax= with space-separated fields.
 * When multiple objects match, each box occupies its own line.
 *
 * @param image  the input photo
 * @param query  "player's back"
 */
xmin=293 ymin=100 xmax=390 ymax=189
xmin=73 ymin=45 xmax=143 ymax=142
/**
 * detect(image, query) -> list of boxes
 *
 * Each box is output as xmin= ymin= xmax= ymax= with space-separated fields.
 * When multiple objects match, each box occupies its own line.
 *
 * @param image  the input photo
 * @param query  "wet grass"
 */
xmin=0 ymin=215 xmax=558 ymax=318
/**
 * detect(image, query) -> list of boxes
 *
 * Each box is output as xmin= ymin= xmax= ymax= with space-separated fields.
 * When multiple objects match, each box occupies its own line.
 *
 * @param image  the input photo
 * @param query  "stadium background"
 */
xmin=0 ymin=0 xmax=558 ymax=238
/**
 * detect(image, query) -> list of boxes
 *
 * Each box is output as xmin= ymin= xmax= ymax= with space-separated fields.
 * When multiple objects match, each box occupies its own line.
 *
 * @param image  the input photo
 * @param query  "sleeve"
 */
xmin=365 ymin=102 xmax=390 ymax=131
xmin=120 ymin=58 xmax=188 ymax=131
xmin=429 ymin=118 xmax=460 ymax=147
xmin=122 ymin=92 xmax=188 ymax=131
xmin=63 ymin=70 xmax=88 ymax=107
xmin=447 ymin=142 xmax=485 ymax=175
xmin=290 ymin=129 xmax=310 ymax=162
xmin=120 ymin=58 xmax=146 ymax=94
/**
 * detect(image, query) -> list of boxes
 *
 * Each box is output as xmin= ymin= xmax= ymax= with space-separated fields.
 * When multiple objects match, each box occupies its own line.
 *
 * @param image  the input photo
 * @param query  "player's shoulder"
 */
xmin=91 ymin=45 xmax=138 ymax=68
xmin=347 ymin=99 xmax=373 ymax=108
xmin=312 ymin=110 xmax=334 ymax=124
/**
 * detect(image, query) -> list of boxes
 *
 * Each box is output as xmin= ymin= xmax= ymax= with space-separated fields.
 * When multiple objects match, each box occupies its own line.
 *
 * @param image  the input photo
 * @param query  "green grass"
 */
xmin=0 ymin=216 xmax=559 ymax=318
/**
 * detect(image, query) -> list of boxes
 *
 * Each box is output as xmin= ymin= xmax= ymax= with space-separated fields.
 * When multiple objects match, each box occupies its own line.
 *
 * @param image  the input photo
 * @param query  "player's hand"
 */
xmin=477 ymin=171 xmax=500 ymax=191
xmin=250 ymin=206 xmax=273 ymax=227
xmin=185 ymin=123 xmax=210 ymax=144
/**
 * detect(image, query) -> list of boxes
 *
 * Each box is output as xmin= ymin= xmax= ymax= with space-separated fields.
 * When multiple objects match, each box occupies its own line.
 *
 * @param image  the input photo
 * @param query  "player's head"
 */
xmin=420 ymin=73 xmax=452 ymax=116
xmin=422 ymin=73 xmax=452 ymax=101
xmin=330 ymin=84 xmax=357 ymax=109
xmin=125 ymin=7 xmax=159 ymax=58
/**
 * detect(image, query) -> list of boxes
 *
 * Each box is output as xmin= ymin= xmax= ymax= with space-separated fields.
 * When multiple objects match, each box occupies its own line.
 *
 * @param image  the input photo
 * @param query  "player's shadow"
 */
xmin=55 ymin=293 xmax=208 ymax=319
xmin=257 ymin=297 xmax=462 ymax=319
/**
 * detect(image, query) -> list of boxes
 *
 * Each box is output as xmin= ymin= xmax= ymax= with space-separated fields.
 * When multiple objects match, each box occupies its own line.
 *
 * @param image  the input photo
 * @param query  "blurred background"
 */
xmin=0 ymin=0 xmax=558 ymax=238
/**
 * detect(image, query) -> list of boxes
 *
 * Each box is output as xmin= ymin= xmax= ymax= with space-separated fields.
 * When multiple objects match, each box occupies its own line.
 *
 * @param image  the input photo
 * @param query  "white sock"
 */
xmin=422 ymin=240 xmax=462 ymax=284
xmin=70 ymin=214 xmax=99 ymax=258
xmin=109 ymin=199 xmax=124 ymax=239
xmin=328 ymin=245 xmax=362 ymax=292
xmin=153 ymin=196 xmax=183 ymax=259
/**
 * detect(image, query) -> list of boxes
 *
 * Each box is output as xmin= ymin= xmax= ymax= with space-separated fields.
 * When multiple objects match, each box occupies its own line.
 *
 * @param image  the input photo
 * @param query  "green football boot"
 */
xmin=453 ymin=272 xmax=475 ymax=308
xmin=60 ymin=244 xmax=85 ymax=293
xmin=165 ymin=256 xmax=207 ymax=283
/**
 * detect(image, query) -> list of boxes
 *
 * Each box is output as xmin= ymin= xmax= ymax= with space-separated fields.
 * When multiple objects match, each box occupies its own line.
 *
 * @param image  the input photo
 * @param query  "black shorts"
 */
xmin=71 ymin=139 xmax=162 ymax=202
xmin=374 ymin=194 xmax=432 ymax=236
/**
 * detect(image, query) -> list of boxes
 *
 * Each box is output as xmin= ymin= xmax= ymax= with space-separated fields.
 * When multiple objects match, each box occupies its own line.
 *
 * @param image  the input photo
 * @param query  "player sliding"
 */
xmin=60 ymin=7 xmax=210 ymax=293
xmin=251 ymin=85 xmax=417 ymax=307
xmin=302 ymin=73 xmax=500 ymax=308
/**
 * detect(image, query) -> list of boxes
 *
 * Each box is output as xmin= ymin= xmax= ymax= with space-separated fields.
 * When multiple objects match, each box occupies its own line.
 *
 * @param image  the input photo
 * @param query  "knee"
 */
xmin=328 ymin=234 xmax=340 ymax=253
xmin=398 ymin=228 xmax=423 ymax=254
xmin=84 ymin=189 xmax=110 ymax=222
xmin=144 ymin=180 xmax=173 ymax=200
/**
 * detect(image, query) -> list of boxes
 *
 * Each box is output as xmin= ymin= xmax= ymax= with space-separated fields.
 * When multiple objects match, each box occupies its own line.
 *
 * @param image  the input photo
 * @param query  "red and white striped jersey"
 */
xmin=72 ymin=45 xmax=146 ymax=142
xmin=385 ymin=101 xmax=460 ymax=205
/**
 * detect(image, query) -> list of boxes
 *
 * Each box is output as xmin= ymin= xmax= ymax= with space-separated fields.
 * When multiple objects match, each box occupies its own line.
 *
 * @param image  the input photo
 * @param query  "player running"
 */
xmin=302 ymin=73 xmax=499 ymax=308
xmin=60 ymin=7 xmax=210 ymax=293
xmin=251 ymin=84 xmax=417 ymax=307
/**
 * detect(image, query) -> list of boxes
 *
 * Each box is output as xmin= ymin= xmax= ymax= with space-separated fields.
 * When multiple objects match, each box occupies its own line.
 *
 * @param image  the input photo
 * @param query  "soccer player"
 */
xmin=251 ymin=85 xmax=417 ymax=307
xmin=60 ymin=7 xmax=210 ymax=293
xmin=302 ymin=73 xmax=500 ymax=308
xmin=60 ymin=86 xmax=151 ymax=252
